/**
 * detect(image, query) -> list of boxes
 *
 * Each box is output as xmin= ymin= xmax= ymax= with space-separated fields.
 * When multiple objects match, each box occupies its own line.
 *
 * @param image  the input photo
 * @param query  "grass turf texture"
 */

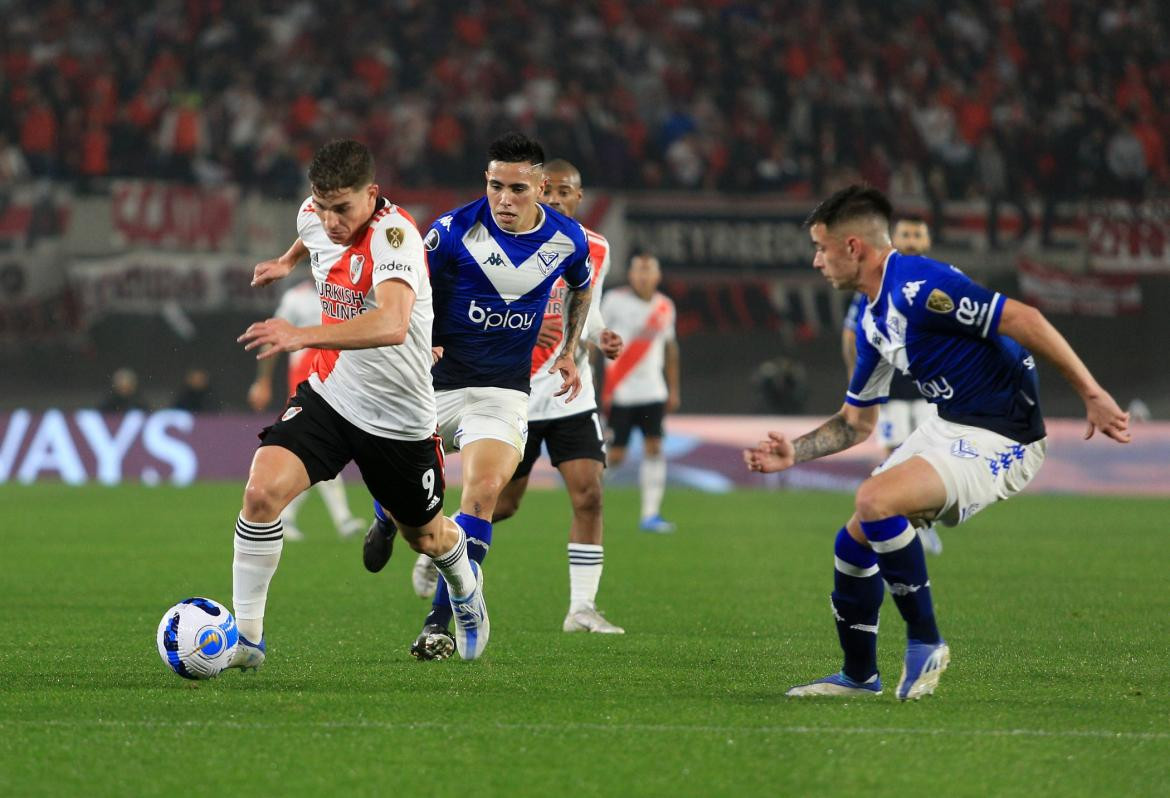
xmin=1 ymin=483 xmax=1168 ymax=797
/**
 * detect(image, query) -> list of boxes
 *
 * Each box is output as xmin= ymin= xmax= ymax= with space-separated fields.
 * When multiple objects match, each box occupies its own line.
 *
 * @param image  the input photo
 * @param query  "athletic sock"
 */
xmin=427 ymin=513 xmax=492 ymax=629
xmin=830 ymin=527 xmax=883 ymax=682
xmin=568 ymin=543 xmax=604 ymax=612
xmin=861 ymin=516 xmax=941 ymax=644
xmin=232 ymin=514 xmax=283 ymax=642
xmin=639 ymin=454 xmax=666 ymax=520
xmin=315 ymin=476 xmax=353 ymax=529
xmin=431 ymin=527 xmax=475 ymax=599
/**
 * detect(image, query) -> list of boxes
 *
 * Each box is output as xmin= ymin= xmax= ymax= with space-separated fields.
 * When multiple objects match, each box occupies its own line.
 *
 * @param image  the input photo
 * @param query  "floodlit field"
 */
xmin=2 ymin=483 xmax=1167 ymax=797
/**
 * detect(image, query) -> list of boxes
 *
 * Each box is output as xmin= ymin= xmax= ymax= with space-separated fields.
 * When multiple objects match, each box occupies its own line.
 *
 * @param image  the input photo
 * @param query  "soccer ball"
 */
xmin=156 ymin=597 xmax=239 ymax=680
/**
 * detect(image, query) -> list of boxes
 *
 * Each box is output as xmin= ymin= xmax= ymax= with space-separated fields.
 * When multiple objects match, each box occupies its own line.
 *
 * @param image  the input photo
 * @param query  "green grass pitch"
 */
xmin=1 ymin=483 xmax=1168 ymax=797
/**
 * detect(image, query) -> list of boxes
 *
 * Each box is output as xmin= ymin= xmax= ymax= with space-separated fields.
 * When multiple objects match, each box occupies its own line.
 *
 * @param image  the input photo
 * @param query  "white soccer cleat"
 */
xmin=412 ymin=552 xmax=439 ymax=598
xmin=896 ymin=640 xmax=951 ymax=700
xmin=227 ymin=635 xmax=266 ymax=672
xmin=450 ymin=561 xmax=489 ymax=660
xmin=918 ymin=525 xmax=943 ymax=555
xmin=337 ymin=517 xmax=366 ymax=539
xmin=563 ymin=605 xmax=625 ymax=634
xmin=785 ymin=672 xmax=882 ymax=697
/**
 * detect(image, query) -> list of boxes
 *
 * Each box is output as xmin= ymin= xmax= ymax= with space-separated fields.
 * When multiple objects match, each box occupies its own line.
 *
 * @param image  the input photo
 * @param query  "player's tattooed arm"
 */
xmin=792 ymin=410 xmax=871 ymax=463
xmin=559 ymin=285 xmax=592 ymax=356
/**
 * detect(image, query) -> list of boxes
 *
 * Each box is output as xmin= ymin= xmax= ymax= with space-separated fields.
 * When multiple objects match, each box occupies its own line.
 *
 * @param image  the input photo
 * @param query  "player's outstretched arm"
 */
xmin=744 ymin=404 xmax=877 ymax=474
xmin=998 ymin=299 xmax=1131 ymax=443
xmin=252 ymin=238 xmax=308 ymax=287
xmin=240 ymin=280 xmax=415 ymax=358
xmin=550 ymin=284 xmax=593 ymax=401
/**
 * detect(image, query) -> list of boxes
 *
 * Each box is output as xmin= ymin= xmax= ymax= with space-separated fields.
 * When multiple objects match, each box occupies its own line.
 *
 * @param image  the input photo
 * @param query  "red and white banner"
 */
xmin=1018 ymin=258 xmax=1142 ymax=316
xmin=1087 ymin=201 xmax=1170 ymax=273
xmin=111 ymin=180 xmax=239 ymax=250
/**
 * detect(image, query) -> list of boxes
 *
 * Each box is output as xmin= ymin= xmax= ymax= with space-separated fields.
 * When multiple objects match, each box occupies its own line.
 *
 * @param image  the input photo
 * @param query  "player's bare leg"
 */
xmin=230 ymin=446 xmax=311 ymax=670
xmin=560 ymin=458 xmax=623 ymax=633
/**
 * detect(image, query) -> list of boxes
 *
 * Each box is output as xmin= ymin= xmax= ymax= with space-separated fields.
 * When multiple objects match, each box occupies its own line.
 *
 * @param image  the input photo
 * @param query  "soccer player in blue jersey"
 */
xmin=362 ymin=132 xmax=595 ymax=660
xmin=843 ymin=217 xmax=943 ymax=555
xmin=745 ymin=185 xmax=1130 ymax=700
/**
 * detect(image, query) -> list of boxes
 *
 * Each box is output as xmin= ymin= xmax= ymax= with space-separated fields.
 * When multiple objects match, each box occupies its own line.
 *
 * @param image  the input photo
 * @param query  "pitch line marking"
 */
xmin=3 ymin=719 xmax=1168 ymax=741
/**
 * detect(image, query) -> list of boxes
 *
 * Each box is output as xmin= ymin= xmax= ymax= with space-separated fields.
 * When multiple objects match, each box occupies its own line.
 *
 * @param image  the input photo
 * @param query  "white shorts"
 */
xmin=435 ymin=386 xmax=529 ymax=455
xmin=876 ymin=399 xmax=937 ymax=450
xmin=874 ymin=414 xmax=1047 ymax=528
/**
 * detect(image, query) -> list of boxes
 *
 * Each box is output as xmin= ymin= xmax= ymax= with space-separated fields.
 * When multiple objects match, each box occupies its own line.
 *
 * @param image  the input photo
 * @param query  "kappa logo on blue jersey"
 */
xmin=950 ymin=439 xmax=979 ymax=459
xmin=902 ymin=280 xmax=925 ymax=305
xmin=484 ymin=252 xmax=506 ymax=267
xmin=536 ymin=250 xmax=559 ymax=275
xmin=438 ymin=215 xmax=453 ymax=230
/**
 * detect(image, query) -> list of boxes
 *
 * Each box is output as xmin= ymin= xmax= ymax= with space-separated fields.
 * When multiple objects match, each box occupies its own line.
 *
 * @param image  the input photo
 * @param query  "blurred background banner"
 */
xmin=2 ymin=411 xmax=1166 ymax=496
xmin=1 ymin=0 xmax=1167 ymax=477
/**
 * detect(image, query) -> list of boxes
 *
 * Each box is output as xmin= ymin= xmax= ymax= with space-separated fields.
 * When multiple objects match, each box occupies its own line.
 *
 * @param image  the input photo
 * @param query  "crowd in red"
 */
xmin=2 ymin=0 xmax=1168 ymax=205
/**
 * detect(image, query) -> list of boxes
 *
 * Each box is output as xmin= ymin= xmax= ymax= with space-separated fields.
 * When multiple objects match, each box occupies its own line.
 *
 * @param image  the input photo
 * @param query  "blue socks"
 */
xmin=373 ymin=500 xmax=389 ymax=524
xmin=861 ymin=516 xmax=941 ymax=645
xmin=831 ymin=527 xmax=884 ymax=682
xmin=426 ymin=513 xmax=492 ymax=629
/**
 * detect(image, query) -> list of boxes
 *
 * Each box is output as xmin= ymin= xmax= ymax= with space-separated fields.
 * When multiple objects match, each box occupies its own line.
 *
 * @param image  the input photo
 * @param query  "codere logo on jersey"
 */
xmin=467 ymin=299 xmax=537 ymax=331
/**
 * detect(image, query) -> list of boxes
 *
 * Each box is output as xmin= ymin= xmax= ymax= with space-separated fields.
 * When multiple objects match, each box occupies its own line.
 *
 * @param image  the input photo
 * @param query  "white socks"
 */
xmin=431 ymin=525 xmax=476 ymax=599
xmin=315 ymin=476 xmax=354 ymax=528
xmin=640 ymin=455 xmax=667 ymax=520
xmin=568 ymin=543 xmax=603 ymax=612
xmin=232 ymin=514 xmax=284 ymax=642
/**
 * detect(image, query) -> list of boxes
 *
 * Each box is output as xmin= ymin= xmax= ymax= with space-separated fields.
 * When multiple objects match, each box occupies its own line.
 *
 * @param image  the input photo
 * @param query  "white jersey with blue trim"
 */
xmin=423 ymin=197 xmax=592 ymax=393
xmin=846 ymin=251 xmax=1045 ymax=443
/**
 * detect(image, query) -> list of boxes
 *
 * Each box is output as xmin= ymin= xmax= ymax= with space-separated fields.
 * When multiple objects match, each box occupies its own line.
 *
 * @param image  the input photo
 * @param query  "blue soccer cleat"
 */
xmin=896 ymin=640 xmax=951 ymax=700
xmin=229 ymin=634 xmax=266 ymax=672
xmin=639 ymin=515 xmax=676 ymax=534
xmin=450 ymin=560 xmax=489 ymax=660
xmin=786 ymin=671 xmax=882 ymax=697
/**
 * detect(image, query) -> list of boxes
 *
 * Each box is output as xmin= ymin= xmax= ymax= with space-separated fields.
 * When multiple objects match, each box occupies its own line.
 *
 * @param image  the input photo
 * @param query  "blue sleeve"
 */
xmin=563 ymin=227 xmax=592 ymax=291
xmin=844 ymin=321 xmax=892 ymax=407
xmin=422 ymin=216 xmax=454 ymax=278
xmin=910 ymin=268 xmax=1005 ymax=339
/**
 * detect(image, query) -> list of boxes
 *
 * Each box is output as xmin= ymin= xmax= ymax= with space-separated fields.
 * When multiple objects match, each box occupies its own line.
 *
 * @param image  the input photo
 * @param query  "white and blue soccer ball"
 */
xmin=156 ymin=597 xmax=239 ymax=680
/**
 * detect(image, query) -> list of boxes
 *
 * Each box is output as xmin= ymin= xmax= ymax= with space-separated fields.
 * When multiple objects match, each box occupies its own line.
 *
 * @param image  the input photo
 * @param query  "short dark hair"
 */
xmin=804 ymin=185 xmax=893 ymax=230
xmin=487 ymin=131 xmax=545 ymax=167
xmin=308 ymin=139 xmax=375 ymax=194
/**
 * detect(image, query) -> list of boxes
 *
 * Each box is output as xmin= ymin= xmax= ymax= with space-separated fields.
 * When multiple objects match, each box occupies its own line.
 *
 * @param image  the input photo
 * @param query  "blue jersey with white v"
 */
xmin=846 ymin=251 xmax=1045 ymax=443
xmin=423 ymin=197 xmax=592 ymax=392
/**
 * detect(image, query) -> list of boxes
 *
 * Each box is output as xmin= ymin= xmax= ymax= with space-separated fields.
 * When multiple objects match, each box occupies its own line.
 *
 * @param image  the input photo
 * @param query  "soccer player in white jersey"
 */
xmin=843 ymin=217 xmax=943 ymax=555
xmin=361 ymin=132 xmax=595 ymax=660
xmin=246 ymin=277 xmax=366 ymax=542
xmin=601 ymin=254 xmax=681 ymax=533
xmin=745 ymin=185 xmax=1130 ymax=700
xmin=488 ymin=158 xmax=626 ymax=634
xmin=226 ymin=140 xmax=488 ymax=670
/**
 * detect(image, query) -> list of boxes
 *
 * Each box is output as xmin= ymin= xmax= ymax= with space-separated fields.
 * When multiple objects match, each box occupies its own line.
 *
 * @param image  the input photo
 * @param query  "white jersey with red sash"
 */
xmin=600 ymin=287 xmax=675 ymax=407
xmin=526 ymin=227 xmax=611 ymax=421
xmin=296 ymin=195 xmax=436 ymax=440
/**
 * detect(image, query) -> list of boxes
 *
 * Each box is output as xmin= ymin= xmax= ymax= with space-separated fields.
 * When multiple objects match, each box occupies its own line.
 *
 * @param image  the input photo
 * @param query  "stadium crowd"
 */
xmin=2 ymin=0 xmax=1168 ymax=201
